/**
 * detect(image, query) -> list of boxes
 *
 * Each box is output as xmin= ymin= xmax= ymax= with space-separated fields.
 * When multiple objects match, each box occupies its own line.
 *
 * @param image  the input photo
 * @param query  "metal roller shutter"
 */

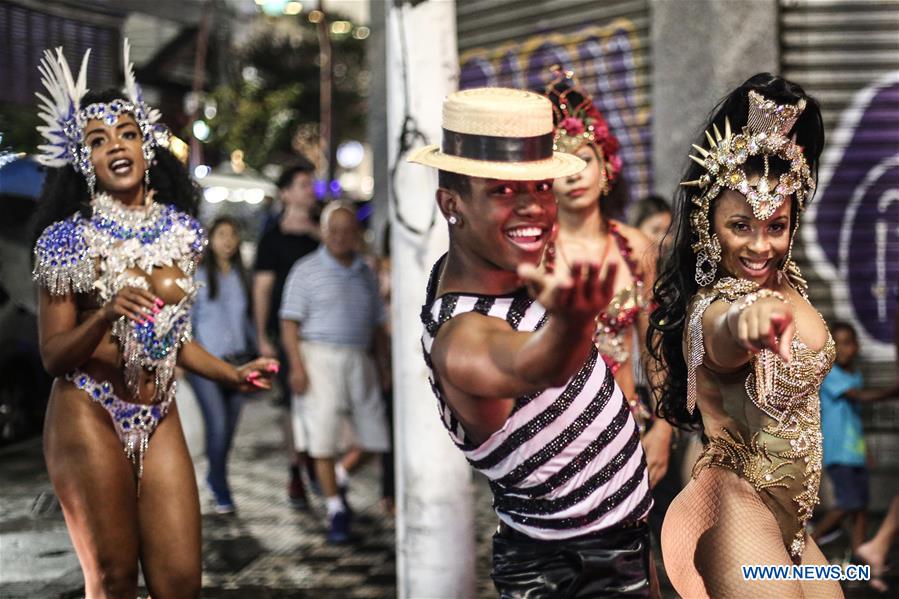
xmin=780 ymin=0 xmax=899 ymax=497
xmin=456 ymin=0 xmax=653 ymax=207
xmin=0 ymin=3 xmax=122 ymax=108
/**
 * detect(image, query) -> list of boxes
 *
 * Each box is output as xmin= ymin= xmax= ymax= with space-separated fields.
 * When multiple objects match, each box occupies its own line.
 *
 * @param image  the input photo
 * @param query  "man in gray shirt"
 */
xmin=280 ymin=202 xmax=390 ymax=543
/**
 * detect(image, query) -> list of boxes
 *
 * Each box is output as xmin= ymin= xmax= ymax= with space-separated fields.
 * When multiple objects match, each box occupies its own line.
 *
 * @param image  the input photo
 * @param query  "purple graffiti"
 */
xmin=808 ymin=73 xmax=899 ymax=346
xmin=458 ymin=22 xmax=651 ymax=203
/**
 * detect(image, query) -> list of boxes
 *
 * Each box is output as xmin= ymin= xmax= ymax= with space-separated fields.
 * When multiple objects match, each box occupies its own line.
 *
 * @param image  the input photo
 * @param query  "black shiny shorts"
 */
xmin=491 ymin=521 xmax=652 ymax=598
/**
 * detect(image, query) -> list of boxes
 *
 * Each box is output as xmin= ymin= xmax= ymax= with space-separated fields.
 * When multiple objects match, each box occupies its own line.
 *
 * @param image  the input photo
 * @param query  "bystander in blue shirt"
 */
xmin=186 ymin=216 xmax=256 ymax=513
xmin=820 ymin=363 xmax=865 ymax=467
xmin=279 ymin=245 xmax=386 ymax=349
xmin=192 ymin=266 xmax=254 ymax=359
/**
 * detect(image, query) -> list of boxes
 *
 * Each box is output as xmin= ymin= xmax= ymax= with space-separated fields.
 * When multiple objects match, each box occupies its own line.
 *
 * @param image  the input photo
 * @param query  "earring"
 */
xmin=144 ymin=168 xmax=151 ymax=188
xmin=78 ymin=147 xmax=96 ymax=196
xmin=448 ymin=215 xmax=459 ymax=225
xmin=595 ymin=146 xmax=610 ymax=197
xmin=694 ymin=250 xmax=717 ymax=286
xmin=780 ymin=231 xmax=807 ymax=292
xmin=694 ymin=235 xmax=721 ymax=287
xmin=85 ymin=168 xmax=97 ymax=197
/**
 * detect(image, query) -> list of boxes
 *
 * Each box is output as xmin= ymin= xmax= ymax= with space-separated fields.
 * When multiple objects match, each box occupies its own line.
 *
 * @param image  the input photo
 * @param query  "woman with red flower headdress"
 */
xmin=542 ymin=68 xmax=674 ymax=493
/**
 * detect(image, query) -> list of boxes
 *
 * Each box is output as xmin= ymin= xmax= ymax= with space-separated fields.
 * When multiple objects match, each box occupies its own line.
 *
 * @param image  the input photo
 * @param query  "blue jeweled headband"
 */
xmin=35 ymin=39 xmax=169 ymax=194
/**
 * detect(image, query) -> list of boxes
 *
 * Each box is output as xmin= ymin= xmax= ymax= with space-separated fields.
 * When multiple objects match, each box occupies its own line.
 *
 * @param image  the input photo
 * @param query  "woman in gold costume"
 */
xmin=648 ymin=74 xmax=843 ymax=598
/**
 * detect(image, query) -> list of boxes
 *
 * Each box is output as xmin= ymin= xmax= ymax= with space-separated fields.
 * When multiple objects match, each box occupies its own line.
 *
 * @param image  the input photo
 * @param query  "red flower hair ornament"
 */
xmin=543 ymin=66 xmax=621 ymax=187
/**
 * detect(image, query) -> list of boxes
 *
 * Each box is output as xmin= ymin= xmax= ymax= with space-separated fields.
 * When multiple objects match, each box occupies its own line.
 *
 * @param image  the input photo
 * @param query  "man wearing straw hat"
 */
xmin=411 ymin=88 xmax=657 ymax=597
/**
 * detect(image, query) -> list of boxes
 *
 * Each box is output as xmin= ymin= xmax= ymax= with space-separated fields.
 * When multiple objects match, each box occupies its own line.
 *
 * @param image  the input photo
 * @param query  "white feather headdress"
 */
xmin=34 ymin=39 xmax=167 ymax=190
xmin=35 ymin=47 xmax=91 ymax=168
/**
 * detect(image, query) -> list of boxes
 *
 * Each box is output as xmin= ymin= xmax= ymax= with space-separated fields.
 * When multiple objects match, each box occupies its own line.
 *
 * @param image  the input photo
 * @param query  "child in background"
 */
xmin=814 ymin=321 xmax=894 ymax=550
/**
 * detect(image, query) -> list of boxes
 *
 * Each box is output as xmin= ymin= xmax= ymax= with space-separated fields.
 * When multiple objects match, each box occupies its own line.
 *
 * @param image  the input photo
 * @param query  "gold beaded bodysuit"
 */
xmin=686 ymin=277 xmax=835 ymax=560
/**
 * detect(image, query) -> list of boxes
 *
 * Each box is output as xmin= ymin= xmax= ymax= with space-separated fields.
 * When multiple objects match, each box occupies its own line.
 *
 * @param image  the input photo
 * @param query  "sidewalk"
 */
xmin=1 ymin=382 xmax=893 ymax=598
xmin=0 ymin=384 xmax=398 ymax=598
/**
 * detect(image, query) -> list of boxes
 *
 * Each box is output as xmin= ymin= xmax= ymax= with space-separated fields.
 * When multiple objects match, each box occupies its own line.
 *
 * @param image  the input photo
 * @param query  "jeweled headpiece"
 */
xmin=682 ymin=90 xmax=816 ymax=286
xmin=543 ymin=66 xmax=621 ymax=186
xmin=35 ymin=39 xmax=168 ymax=194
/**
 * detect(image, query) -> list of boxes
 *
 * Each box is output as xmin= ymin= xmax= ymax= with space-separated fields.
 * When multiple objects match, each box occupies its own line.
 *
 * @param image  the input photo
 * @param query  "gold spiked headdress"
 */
xmin=682 ymin=91 xmax=815 ymax=286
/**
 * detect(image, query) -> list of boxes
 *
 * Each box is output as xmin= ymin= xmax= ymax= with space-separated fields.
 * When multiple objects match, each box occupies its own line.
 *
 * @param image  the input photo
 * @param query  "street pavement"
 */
xmin=0 ymin=380 xmax=498 ymax=599
xmin=0 ymin=383 xmax=400 ymax=598
xmin=0 ymin=379 xmax=894 ymax=598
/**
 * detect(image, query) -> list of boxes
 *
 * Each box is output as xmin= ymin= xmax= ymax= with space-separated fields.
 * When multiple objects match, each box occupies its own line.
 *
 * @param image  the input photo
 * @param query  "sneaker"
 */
xmin=206 ymin=478 xmax=236 ymax=515
xmin=326 ymin=509 xmax=351 ymax=544
xmin=288 ymin=467 xmax=309 ymax=510
xmin=213 ymin=501 xmax=236 ymax=515
xmin=816 ymin=528 xmax=843 ymax=546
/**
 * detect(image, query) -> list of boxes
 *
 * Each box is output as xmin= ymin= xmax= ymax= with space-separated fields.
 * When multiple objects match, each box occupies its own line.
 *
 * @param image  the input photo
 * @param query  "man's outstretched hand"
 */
xmin=518 ymin=261 xmax=618 ymax=322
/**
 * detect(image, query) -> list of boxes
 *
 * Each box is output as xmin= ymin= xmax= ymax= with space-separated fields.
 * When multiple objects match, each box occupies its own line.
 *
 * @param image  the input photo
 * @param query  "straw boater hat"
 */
xmin=408 ymin=87 xmax=585 ymax=180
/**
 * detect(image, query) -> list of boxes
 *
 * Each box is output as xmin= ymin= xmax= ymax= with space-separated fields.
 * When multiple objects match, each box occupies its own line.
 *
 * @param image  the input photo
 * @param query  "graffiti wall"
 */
xmin=458 ymin=18 xmax=652 ymax=207
xmin=781 ymin=0 xmax=899 ymax=496
xmin=804 ymin=73 xmax=899 ymax=358
xmin=780 ymin=0 xmax=899 ymax=366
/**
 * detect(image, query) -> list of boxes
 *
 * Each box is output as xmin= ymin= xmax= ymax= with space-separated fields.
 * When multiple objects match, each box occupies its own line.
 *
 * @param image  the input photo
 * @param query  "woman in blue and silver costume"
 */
xmin=31 ymin=41 xmax=278 ymax=597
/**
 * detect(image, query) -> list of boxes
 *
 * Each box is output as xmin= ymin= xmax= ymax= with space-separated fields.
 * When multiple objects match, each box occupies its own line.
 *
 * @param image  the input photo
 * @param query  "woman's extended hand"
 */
xmin=234 ymin=357 xmax=280 ymax=392
xmin=103 ymin=286 xmax=161 ymax=324
xmin=728 ymin=296 xmax=794 ymax=362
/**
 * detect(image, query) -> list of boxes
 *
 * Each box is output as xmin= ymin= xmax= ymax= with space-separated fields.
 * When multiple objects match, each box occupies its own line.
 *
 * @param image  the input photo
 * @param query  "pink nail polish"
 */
xmin=146 ymin=315 xmax=155 ymax=323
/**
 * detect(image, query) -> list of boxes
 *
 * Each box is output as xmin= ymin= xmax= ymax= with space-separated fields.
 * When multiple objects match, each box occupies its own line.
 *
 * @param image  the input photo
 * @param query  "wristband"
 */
xmin=731 ymin=289 xmax=787 ymax=314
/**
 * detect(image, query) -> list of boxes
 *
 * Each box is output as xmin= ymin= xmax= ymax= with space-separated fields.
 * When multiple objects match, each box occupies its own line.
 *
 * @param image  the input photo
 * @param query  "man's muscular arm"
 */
xmin=431 ymin=262 xmax=617 ymax=400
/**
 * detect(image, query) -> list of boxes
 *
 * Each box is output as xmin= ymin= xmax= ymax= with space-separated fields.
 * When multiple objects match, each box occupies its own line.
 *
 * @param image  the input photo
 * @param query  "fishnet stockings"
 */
xmin=661 ymin=468 xmax=843 ymax=598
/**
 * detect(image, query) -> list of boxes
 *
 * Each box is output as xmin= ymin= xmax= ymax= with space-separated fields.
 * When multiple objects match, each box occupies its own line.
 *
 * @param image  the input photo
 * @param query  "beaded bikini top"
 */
xmin=687 ymin=277 xmax=835 ymax=559
xmin=33 ymin=193 xmax=206 ymax=402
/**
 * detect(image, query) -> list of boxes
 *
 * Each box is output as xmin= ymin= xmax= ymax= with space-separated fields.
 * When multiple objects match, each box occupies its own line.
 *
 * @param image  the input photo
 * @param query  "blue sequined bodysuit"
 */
xmin=34 ymin=193 xmax=205 ymax=478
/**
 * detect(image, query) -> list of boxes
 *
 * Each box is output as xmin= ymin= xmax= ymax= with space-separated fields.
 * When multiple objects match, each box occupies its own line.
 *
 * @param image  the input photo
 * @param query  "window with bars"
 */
xmin=0 ymin=3 xmax=121 ymax=107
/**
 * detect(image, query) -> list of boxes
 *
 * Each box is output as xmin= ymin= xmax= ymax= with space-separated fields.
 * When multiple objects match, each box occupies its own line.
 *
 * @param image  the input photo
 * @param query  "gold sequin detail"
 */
xmin=688 ymin=277 xmax=835 ymax=558
xmin=693 ymin=428 xmax=795 ymax=491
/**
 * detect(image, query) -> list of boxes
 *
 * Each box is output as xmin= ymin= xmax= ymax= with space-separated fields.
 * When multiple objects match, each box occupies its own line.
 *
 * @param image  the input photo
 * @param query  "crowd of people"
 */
xmin=28 ymin=37 xmax=897 ymax=599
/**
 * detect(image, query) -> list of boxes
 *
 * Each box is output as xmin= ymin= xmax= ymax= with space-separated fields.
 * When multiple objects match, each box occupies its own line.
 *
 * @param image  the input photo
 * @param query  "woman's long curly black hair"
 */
xmin=647 ymin=73 xmax=825 ymax=431
xmin=33 ymin=89 xmax=201 ymax=242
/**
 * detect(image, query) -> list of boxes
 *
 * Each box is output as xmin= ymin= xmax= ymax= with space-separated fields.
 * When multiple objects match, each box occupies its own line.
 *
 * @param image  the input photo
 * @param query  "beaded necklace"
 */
xmin=89 ymin=193 xmax=202 ymax=402
xmin=546 ymin=221 xmax=652 ymax=431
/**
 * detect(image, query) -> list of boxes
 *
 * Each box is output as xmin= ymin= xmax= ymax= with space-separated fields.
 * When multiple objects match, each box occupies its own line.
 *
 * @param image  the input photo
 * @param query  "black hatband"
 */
xmin=442 ymin=129 xmax=553 ymax=163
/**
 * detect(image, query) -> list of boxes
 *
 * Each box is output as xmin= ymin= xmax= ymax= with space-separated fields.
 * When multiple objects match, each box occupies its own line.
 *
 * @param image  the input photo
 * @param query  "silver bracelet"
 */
xmin=731 ymin=289 xmax=787 ymax=314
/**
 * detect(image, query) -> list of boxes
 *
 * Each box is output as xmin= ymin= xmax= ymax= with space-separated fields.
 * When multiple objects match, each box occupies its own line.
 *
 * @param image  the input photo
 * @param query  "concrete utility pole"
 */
xmin=316 ymin=6 xmax=334 ymax=189
xmin=189 ymin=0 xmax=214 ymax=170
xmin=384 ymin=0 xmax=476 ymax=596
xmin=650 ymin=0 xmax=778 ymax=197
